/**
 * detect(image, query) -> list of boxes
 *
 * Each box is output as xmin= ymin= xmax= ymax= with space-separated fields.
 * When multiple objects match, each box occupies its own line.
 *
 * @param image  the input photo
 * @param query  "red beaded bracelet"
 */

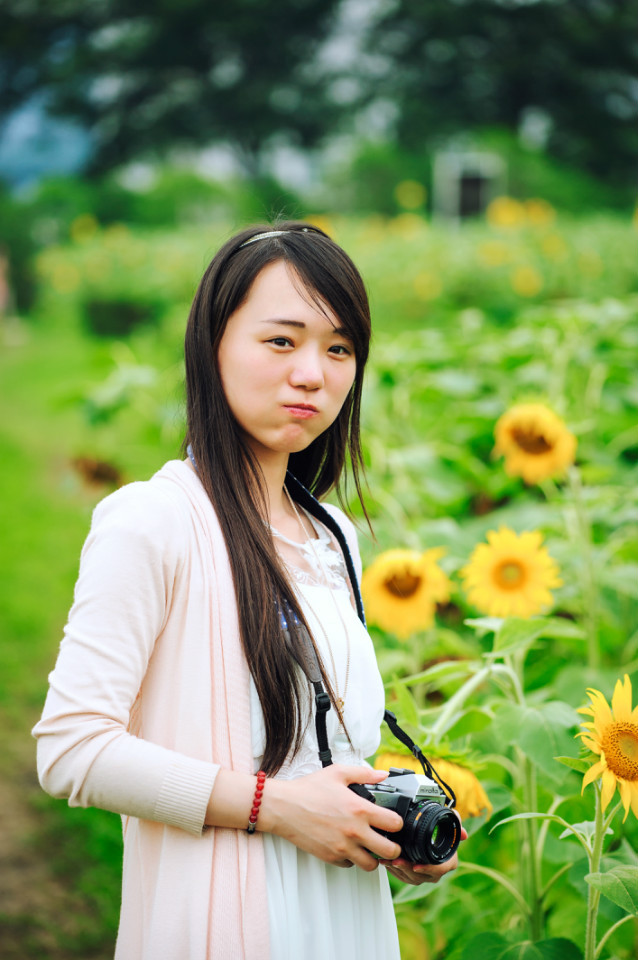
xmin=247 ymin=770 xmax=266 ymax=834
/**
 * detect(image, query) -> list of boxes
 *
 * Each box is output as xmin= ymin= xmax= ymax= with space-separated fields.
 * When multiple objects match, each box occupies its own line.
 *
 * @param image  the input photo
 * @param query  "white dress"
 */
xmin=249 ymin=511 xmax=401 ymax=960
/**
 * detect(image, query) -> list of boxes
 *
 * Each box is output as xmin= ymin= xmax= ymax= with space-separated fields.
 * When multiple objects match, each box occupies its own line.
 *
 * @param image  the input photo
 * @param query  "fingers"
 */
xmin=382 ymin=856 xmax=459 ymax=886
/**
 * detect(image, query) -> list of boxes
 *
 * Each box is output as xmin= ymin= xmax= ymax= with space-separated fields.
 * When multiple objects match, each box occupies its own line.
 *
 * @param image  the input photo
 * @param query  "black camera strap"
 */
xmin=280 ymin=600 xmax=456 ymax=808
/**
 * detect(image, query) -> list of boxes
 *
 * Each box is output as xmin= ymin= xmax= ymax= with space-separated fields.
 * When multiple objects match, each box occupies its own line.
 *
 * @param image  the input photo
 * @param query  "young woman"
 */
xmin=33 ymin=222 xmax=465 ymax=960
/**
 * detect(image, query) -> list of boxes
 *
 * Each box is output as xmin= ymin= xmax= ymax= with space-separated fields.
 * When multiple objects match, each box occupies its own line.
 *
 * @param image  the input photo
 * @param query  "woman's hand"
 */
xmin=260 ymin=765 xmax=404 ymax=872
xmin=379 ymin=815 xmax=468 ymax=886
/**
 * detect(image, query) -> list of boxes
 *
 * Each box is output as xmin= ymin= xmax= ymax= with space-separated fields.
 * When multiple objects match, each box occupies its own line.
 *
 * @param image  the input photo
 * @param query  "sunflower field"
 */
xmin=1 ymin=203 xmax=637 ymax=959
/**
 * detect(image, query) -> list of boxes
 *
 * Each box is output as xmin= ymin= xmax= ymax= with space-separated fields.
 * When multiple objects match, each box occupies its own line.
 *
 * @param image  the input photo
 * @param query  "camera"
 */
xmin=355 ymin=767 xmax=461 ymax=865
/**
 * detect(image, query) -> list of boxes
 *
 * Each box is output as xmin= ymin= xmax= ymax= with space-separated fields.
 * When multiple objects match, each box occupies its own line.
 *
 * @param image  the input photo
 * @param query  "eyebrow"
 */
xmin=260 ymin=318 xmax=351 ymax=337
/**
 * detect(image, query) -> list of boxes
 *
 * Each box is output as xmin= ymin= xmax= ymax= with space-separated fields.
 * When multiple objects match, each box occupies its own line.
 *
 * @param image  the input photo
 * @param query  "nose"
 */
xmin=289 ymin=346 xmax=324 ymax=390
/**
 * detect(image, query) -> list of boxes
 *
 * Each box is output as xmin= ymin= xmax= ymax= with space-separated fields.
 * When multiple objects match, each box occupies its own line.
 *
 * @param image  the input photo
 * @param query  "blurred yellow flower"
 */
xmin=304 ymin=214 xmax=335 ymax=237
xmin=460 ymin=527 xmax=562 ymax=619
xmin=103 ymin=223 xmax=131 ymax=248
xmin=70 ymin=214 xmax=99 ymax=243
xmin=577 ymin=674 xmax=638 ymax=821
xmin=524 ymin=199 xmax=555 ymax=226
xmin=541 ymin=233 xmax=568 ymax=262
xmin=486 ymin=196 xmax=526 ymax=228
xmin=389 ymin=212 xmax=425 ymax=238
xmin=494 ymin=402 xmax=577 ymax=483
xmin=511 ymin=265 xmax=543 ymax=297
xmin=362 ymin=548 xmax=450 ymax=638
xmin=51 ymin=262 xmax=81 ymax=294
xmin=477 ymin=240 xmax=510 ymax=267
xmin=413 ymin=270 xmax=442 ymax=301
xmin=394 ymin=179 xmax=427 ymax=210
xmin=375 ymin=752 xmax=492 ymax=821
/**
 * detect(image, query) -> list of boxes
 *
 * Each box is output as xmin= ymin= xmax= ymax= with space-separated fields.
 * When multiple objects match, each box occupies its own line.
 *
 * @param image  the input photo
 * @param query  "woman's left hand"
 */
xmin=379 ymin=821 xmax=468 ymax=886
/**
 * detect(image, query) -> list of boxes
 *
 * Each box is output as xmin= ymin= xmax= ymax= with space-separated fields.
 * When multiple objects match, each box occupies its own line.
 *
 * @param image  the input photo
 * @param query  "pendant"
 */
xmin=335 ymin=697 xmax=345 ymax=723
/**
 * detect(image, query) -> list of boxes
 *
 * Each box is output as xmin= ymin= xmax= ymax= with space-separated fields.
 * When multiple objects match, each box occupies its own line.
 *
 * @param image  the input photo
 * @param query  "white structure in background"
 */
xmin=432 ymin=150 xmax=506 ymax=222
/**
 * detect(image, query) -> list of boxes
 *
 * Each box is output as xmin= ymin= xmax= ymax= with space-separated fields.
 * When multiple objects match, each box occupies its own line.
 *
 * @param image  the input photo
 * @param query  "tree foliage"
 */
xmin=354 ymin=0 xmax=638 ymax=187
xmin=0 ymin=0 xmax=342 ymax=173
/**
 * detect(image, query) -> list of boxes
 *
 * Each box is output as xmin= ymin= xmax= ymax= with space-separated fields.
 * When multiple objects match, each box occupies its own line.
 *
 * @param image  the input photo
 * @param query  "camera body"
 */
xmin=360 ymin=767 xmax=460 ymax=865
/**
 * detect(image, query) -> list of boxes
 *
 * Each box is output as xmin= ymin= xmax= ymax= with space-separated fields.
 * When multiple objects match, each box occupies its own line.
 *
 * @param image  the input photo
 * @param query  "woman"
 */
xmin=33 ymin=222 xmax=464 ymax=960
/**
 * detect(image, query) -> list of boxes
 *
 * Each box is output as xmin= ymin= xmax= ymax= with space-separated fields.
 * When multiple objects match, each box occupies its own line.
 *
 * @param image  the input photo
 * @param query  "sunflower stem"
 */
xmin=584 ymin=783 xmax=604 ymax=960
xmin=567 ymin=466 xmax=600 ymax=670
xmin=522 ymin=757 xmax=544 ymax=941
xmin=595 ymin=914 xmax=635 ymax=959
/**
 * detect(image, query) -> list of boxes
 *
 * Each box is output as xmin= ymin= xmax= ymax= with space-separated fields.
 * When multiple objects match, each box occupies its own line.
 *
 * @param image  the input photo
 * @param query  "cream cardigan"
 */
xmin=33 ymin=459 xmax=364 ymax=960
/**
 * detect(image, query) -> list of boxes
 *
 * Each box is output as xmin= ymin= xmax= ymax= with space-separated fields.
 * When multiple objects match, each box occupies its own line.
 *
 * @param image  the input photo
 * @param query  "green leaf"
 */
xmin=599 ymin=565 xmax=638 ymax=599
xmin=534 ymin=618 xmax=586 ymax=641
xmin=465 ymin=617 xmax=504 ymax=637
xmin=491 ymin=812 xmax=571 ymax=835
xmin=460 ymin=932 xmax=509 ymax=960
xmin=490 ymin=618 xmax=550 ymax=657
xmin=395 ymin=659 xmax=478 ymax=687
xmin=585 ymin=865 xmax=638 ymax=913
xmin=554 ymin=756 xmax=591 ymax=774
xmin=446 ymin=707 xmax=493 ymax=738
xmin=501 ymin=941 xmax=582 ymax=960
xmin=460 ymin=933 xmax=582 ymax=960
xmin=391 ymin=680 xmax=419 ymax=727
xmin=496 ymin=702 xmax=578 ymax=781
xmin=559 ymin=821 xmax=612 ymax=843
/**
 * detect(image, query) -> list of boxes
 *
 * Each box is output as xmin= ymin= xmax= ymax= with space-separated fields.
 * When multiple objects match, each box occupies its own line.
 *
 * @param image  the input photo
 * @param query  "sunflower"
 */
xmin=577 ymin=674 xmax=638 ymax=821
xmin=361 ymin=548 xmax=450 ymax=639
xmin=375 ymin=752 xmax=492 ymax=821
xmin=460 ymin=527 xmax=562 ymax=619
xmin=494 ymin=403 xmax=577 ymax=484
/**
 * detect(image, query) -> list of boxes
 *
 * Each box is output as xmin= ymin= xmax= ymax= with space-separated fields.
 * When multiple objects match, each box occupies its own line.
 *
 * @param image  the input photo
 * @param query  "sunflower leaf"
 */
xmin=496 ymin=702 xmax=578 ymax=781
xmin=464 ymin=617 xmax=504 ymax=637
xmin=559 ymin=821 xmax=613 ymax=842
xmin=460 ymin=933 xmax=582 ymax=960
xmin=585 ymin=865 xmax=638 ymax=914
xmin=554 ymin=756 xmax=591 ymax=773
xmin=393 ymin=659 xmax=479 ymax=688
xmin=488 ymin=618 xmax=551 ymax=657
xmin=391 ymin=681 xmax=420 ymax=727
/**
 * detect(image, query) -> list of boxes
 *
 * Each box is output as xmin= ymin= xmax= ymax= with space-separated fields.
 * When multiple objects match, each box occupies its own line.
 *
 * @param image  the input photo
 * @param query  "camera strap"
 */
xmin=279 ymin=600 xmax=456 ymax=808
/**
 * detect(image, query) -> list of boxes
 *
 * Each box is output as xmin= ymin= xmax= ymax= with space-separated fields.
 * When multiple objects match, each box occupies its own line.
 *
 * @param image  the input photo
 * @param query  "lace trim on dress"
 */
xmin=271 ymin=513 xmax=350 ymax=593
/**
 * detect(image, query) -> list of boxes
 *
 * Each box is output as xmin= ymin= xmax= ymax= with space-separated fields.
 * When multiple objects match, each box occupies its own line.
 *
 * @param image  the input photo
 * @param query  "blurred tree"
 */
xmin=354 ymin=0 xmax=638 ymax=189
xmin=0 ymin=0 xmax=341 ymax=175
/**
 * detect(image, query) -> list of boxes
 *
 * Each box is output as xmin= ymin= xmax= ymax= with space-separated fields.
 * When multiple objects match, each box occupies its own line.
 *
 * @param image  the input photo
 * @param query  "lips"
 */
xmin=284 ymin=404 xmax=319 ymax=419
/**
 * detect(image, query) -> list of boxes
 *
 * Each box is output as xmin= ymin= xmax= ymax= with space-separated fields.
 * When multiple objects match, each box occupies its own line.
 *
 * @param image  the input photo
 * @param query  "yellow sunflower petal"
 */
xmin=577 ymin=735 xmax=601 ymax=753
xmin=611 ymin=674 xmax=633 ymax=723
xmin=585 ymin=690 xmax=613 ymax=729
xmin=600 ymin=768 xmax=617 ymax=811
xmin=582 ymin=757 xmax=607 ymax=790
xmin=618 ymin=778 xmax=632 ymax=822
xmin=630 ymin=782 xmax=638 ymax=820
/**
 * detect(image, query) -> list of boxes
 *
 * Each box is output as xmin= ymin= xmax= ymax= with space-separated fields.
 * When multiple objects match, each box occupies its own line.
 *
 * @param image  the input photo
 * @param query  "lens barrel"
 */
xmin=399 ymin=802 xmax=460 ymax=864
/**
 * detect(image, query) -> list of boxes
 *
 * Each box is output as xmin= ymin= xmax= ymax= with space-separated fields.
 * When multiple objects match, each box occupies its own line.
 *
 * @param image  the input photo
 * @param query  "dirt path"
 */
xmin=0 ymin=735 xmax=115 ymax=959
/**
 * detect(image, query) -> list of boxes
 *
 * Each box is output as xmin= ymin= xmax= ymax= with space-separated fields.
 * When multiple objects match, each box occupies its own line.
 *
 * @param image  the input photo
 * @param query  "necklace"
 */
xmin=281 ymin=486 xmax=352 ymax=726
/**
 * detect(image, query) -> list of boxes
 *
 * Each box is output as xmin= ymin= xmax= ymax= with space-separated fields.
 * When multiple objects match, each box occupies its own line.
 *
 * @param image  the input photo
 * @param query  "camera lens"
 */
xmin=400 ymin=802 xmax=460 ymax=864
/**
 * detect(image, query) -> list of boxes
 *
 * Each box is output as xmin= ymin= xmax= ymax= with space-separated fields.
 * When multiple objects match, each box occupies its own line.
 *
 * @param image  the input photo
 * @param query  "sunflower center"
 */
xmin=494 ymin=561 xmax=526 ymax=590
xmin=601 ymin=722 xmax=638 ymax=781
xmin=384 ymin=571 xmax=422 ymax=598
xmin=511 ymin=427 xmax=553 ymax=455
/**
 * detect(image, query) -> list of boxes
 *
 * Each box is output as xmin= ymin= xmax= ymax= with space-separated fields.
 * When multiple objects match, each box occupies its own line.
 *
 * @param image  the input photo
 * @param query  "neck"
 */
xmin=253 ymin=449 xmax=292 ymax=526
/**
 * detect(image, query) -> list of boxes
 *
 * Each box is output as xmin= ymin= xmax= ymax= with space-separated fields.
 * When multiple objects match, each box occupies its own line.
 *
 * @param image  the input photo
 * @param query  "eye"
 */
xmin=328 ymin=344 xmax=352 ymax=357
xmin=267 ymin=336 xmax=293 ymax=348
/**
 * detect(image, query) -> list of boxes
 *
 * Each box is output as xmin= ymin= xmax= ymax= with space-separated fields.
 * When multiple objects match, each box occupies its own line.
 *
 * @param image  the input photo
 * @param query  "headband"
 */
xmin=239 ymin=227 xmax=313 ymax=248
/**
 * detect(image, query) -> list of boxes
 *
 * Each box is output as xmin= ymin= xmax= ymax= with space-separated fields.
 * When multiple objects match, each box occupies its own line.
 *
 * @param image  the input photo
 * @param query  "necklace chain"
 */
xmin=282 ymin=486 xmax=351 ymax=725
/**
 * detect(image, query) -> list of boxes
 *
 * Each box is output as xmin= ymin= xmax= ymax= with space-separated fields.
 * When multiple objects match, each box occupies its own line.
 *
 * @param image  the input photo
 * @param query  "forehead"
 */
xmin=238 ymin=260 xmax=341 ymax=329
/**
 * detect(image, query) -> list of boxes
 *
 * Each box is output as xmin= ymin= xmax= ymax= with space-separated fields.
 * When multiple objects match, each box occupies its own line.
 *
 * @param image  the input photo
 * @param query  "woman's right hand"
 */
xmin=258 ymin=765 xmax=403 ymax=871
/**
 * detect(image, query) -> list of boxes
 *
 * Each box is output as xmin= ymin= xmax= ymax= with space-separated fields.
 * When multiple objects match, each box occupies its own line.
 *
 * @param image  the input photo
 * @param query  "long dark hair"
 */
xmin=183 ymin=221 xmax=371 ymax=774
